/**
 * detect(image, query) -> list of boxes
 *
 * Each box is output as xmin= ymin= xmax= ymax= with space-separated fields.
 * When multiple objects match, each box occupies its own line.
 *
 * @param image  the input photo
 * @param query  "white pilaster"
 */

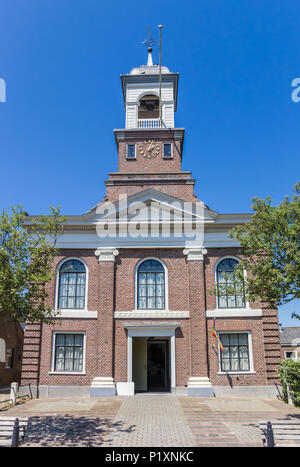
xmin=183 ymin=247 xmax=207 ymax=261
xmin=95 ymin=248 xmax=119 ymax=262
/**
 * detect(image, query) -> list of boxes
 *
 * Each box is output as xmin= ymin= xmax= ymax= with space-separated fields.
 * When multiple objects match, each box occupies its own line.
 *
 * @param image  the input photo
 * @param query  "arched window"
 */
xmin=58 ymin=259 xmax=86 ymax=309
xmin=138 ymin=94 xmax=160 ymax=119
xmin=137 ymin=259 xmax=165 ymax=310
xmin=216 ymin=258 xmax=245 ymax=308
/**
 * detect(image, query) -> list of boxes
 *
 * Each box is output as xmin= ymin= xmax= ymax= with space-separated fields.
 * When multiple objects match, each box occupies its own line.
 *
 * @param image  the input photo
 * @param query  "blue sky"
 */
xmin=0 ymin=0 xmax=299 ymax=325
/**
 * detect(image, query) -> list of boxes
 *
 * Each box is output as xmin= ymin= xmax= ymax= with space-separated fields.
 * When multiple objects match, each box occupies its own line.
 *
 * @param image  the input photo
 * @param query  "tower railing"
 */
xmin=137 ymin=118 xmax=163 ymax=128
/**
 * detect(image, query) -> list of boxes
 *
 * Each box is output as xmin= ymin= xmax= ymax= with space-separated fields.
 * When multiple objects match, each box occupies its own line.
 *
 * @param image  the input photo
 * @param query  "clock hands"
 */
xmin=148 ymin=140 xmax=154 ymax=152
xmin=138 ymin=140 xmax=160 ymax=158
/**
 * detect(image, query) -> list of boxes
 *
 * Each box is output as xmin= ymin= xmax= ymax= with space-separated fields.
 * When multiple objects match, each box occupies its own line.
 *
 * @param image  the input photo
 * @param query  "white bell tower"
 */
xmin=120 ymin=47 xmax=179 ymax=130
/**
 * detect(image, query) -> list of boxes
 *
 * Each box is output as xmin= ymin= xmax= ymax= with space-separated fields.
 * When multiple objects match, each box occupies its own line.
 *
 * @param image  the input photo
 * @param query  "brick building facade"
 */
xmin=21 ymin=50 xmax=281 ymax=398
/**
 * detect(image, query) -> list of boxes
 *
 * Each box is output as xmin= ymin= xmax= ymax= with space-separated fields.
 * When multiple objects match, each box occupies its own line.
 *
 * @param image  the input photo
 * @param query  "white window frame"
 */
xmin=215 ymin=256 xmax=248 ymax=310
xmin=134 ymin=257 xmax=168 ymax=311
xmin=126 ymin=143 xmax=136 ymax=159
xmin=50 ymin=331 xmax=86 ymax=375
xmin=55 ymin=257 xmax=88 ymax=312
xmin=217 ymin=330 xmax=255 ymax=374
xmin=284 ymin=350 xmax=297 ymax=360
xmin=163 ymin=143 xmax=173 ymax=159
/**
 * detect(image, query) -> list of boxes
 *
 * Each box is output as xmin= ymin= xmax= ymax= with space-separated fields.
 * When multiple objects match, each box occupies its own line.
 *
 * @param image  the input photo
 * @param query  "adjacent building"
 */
xmin=0 ymin=312 xmax=24 ymax=387
xmin=280 ymin=326 xmax=300 ymax=360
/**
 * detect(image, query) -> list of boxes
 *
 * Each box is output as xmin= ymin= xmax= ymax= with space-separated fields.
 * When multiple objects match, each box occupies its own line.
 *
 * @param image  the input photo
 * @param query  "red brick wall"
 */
xmin=116 ymin=128 xmax=183 ymax=174
xmin=21 ymin=247 xmax=281 ymax=389
xmin=114 ymin=249 xmax=189 ymax=311
xmin=106 ymin=183 xmax=196 ymax=203
xmin=118 ymin=140 xmax=183 ymax=173
xmin=207 ymin=317 xmax=268 ymax=386
xmin=204 ymin=248 xmax=281 ymax=385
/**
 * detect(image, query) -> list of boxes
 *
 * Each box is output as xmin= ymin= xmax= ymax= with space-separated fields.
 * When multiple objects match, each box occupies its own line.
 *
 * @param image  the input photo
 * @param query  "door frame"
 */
xmin=126 ymin=325 xmax=177 ymax=390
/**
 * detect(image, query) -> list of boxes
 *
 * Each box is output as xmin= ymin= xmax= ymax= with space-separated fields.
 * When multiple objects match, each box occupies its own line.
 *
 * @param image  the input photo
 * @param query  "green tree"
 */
xmin=214 ymin=182 xmax=300 ymax=316
xmin=0 ymin=206 xmax=66 ymax=323
xmin=278 ymin=359 xmax=300 ymax=407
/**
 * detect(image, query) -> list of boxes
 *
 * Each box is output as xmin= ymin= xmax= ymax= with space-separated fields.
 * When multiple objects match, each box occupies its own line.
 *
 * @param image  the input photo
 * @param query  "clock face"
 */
xmin=138 ymin=140 xmax=160 ymax=159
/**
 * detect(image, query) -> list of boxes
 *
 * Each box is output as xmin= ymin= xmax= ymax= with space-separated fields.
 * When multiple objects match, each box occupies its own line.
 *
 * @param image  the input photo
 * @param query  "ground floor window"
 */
xmin=5 ymin=348 xmax=13 ymax=369
xmin=285 ymin=351 xmax=297 ymax=360
xmin=219 ymin=332 xmax=250 ymax=372
xmin=53 ymin=333 xmax=84 ymax=373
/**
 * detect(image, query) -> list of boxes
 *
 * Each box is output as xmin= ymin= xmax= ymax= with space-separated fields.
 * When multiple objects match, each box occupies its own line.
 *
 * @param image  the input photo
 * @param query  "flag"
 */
xmin=212 ymin=318 xmax=224 ymax=351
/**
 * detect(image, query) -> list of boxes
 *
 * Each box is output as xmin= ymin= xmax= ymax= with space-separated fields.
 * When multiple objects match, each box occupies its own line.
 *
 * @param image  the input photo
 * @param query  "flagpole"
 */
xmin=158 ymin=24 xmax=162 ymax=123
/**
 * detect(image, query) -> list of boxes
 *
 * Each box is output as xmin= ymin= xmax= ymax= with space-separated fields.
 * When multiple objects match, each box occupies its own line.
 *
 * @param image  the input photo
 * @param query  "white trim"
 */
xmin=51 ymin=331 xmax=86 ymax=374
xmin=206 ymin=308 xmax=262 ymax=318
xmin=49 ymin=372 xmax=87 ymax=375
xmin=54 ymin=257 xmax=88 ymax=312
xmin=214 ymin=256 xmax=249 ymax=309
xmin=284 ymin=350 xmax=298 ymax=360
xmin=216 ymin=330 xmax=254 ymax=374
xmin=53 ymin=239 xmax=243 ymax=249
xmin=115 ymin=310 xmax=189 ymax=319
xmin=217 ymin=371 xmax=256 ymax=375
xmin=53 ymin=310 xmax=98 ymax=319
xmin=134 ymin=257 xmax=168 ymax=311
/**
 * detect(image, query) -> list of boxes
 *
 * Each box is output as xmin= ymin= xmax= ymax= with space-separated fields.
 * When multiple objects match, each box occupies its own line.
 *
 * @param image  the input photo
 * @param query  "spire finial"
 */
xmin=142 ymin=26 xmax=156 ymax=66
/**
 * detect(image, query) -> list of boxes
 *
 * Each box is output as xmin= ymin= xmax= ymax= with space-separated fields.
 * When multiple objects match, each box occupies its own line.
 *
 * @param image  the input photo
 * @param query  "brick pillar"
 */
xmin=90 ymin=248 xmax=118 ymax=396
xmin=184 ymin=247 xmax=214 ymax=397
xmin=20 ymin=322 xmax=42 ymax=398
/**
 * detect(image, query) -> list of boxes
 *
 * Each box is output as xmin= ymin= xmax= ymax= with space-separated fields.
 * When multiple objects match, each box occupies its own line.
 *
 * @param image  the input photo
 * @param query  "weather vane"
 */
xmin=142 ymin=26 xmax=156 ymax=52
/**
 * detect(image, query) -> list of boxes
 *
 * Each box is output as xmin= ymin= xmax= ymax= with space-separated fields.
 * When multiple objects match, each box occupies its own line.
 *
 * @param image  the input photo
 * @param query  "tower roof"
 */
xmin=129 ymin=64 xmax=171 ymax=75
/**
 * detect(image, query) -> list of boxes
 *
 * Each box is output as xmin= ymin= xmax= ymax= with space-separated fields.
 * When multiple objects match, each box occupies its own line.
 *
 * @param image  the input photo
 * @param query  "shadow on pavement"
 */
xmin=23 ymin=415 xmax=136 ymax=447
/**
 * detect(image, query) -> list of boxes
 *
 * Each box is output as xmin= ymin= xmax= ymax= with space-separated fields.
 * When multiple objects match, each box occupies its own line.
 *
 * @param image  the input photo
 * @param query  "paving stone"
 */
xmin=2 ymin=394 xmax=300 ymax=447
xmin=102 ymin=395 xmax=195 ymax=447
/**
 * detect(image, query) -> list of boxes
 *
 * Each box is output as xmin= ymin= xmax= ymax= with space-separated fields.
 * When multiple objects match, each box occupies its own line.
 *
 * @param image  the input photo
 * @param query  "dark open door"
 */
xmin=147 ymin=339 xmax=170 ymax=392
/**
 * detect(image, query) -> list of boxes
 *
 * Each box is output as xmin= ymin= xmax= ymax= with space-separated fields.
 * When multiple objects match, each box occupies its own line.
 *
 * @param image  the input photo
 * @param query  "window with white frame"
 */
xmin=52 ymin=333 xmax=85 ymax=373
xmin=219 ymin=333 xmax=250 ymax=372
xmin=216 ymin=258 xmax=245 ymax=308
xmin=137 ymin=259 xmax=165 ymax=310
xmin=57 ymin=259 xmax=86 ymax=309
xmin=5 ymin=348 xmax=13 ymax=369
xmin=285 ymin=351 xmax=297 ymax=360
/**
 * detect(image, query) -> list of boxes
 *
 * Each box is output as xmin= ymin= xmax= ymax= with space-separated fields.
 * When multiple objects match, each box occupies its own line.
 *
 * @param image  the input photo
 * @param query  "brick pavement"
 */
xmin=178 ymin=397 xmax=300 ymax=447
xmin=101 ymin=395 xmax=195 ymax=447
xmin=3 ymin=397 xmax=124 ymax=447
xmin=2 ymin=395 xmax=300 ymax=447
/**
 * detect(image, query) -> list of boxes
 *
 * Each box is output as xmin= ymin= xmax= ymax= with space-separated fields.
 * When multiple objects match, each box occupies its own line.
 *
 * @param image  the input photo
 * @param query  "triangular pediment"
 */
xmin=83 ymin=188 xmax=218 ymax=224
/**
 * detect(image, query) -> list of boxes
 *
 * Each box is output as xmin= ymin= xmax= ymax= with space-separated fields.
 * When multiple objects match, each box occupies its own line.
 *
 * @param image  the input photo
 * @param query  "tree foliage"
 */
xmin=0 ymin=206 xmax=66 ymax=323
xmin=213 ymin=182 xmax=300 ymax=315
xmin=278 ymin=359 xmax=300 ymax=407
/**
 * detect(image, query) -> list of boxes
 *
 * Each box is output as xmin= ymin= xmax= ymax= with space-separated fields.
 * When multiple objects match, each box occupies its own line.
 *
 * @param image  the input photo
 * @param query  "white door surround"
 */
xmin=123 ymin=323 xmax=179 ymax=390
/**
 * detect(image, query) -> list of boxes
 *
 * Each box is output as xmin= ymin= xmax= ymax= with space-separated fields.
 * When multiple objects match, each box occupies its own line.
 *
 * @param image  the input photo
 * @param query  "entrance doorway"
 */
xmin=132 ymin=338 xmax=170 ymax=393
